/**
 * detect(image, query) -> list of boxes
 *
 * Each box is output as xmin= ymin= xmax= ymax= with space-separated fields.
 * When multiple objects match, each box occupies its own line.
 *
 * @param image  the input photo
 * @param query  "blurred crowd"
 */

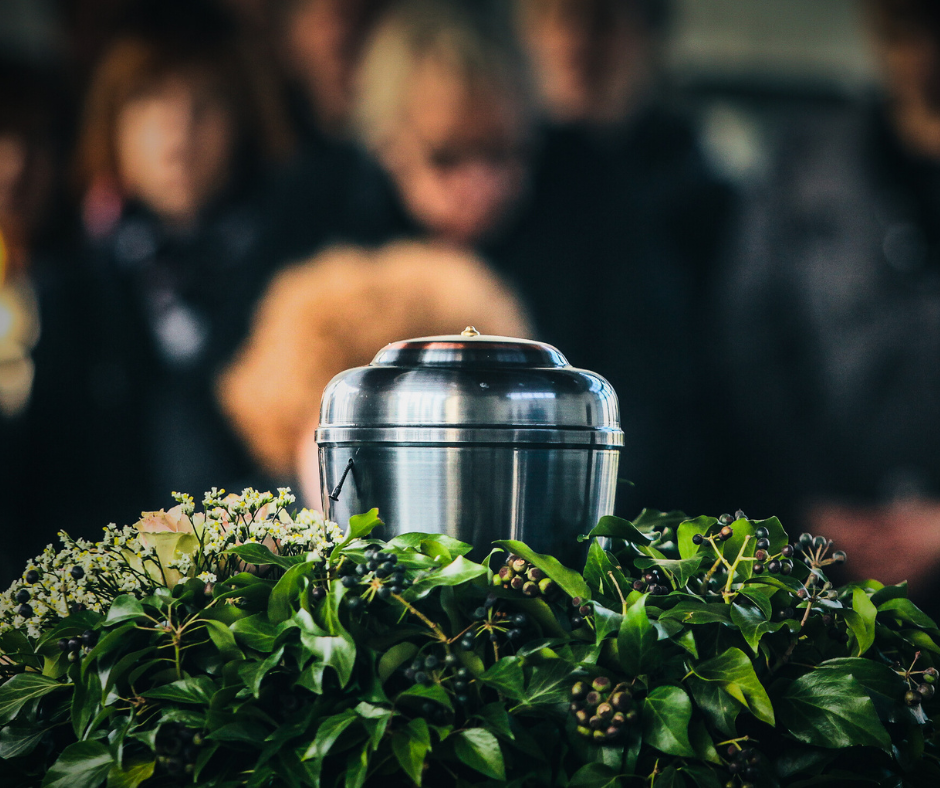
xmin=2 ymin=0 xmax=940 ymax=612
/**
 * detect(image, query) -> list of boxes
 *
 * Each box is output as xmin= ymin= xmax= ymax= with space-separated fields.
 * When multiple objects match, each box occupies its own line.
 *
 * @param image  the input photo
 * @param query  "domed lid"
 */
xmin=317 ymin=328 xmax=622 ymax=445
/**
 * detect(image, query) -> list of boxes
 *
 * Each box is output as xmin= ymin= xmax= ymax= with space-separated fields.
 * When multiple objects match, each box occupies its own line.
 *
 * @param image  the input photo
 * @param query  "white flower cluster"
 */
xmin=0 ymin=488 xmax=341 ymax=642
xmin=0 ymin=525 xmax=158 ymax=639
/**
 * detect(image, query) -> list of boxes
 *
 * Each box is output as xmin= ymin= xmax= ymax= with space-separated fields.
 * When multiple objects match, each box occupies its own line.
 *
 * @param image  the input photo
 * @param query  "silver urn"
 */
xmin=316 ymin=328 xmax=622 ymax=555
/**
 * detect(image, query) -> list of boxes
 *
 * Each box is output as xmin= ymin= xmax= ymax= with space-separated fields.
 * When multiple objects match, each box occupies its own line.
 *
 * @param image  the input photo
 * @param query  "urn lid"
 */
xmin=317 ymin=328 xmax=622 ymax=446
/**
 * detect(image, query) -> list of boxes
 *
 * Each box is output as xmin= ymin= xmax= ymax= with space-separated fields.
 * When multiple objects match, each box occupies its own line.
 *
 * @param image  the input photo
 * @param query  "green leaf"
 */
xmin=516 ymin=660 xmax=574 ymax=710
xmin=677 ymin=516 xmax=717 ymax=559
xmin=679 ymin=763 xmax=723 ymax=788
xmin=106 ymin=756 xmax=155 ymax=788
xmin=687 ymin=675 xmax=740 ymax=737
xmin=141 ymin=676 xmax=217 ymax=705
xmin=199 ymin=617 xmax=244 ymax=661
xmin=72 ymin=663 xmax=102 ymax=738
xmin=659 ymin=600 xmax=732 ymax=626
xmin=268 ymin=561 xmax=316 ymax=623
xmin=569 ymin=763 xmax=622 ymax=788
xmin=303 ymin=709 xmax=358 ymax=760
xmin=492 ymin=540 xmax=590 ymax=600
xmin=689 ymin=719 xmax=721 ymax=765
xmin=391 ymin=717 xmax=430 ymax=786
xmin=870 ymin=582 xmax=908 ymax=606
xmin=398 ymin=681 xmax=454 ymax=711
xmin=655 ymin=766 xmax=687 ymax=788
xmin=877 ymin=598 xmax=938 ymax=630
xmin=0 ymin=672 xmax=65 ymax=724
xmin=378 ymin=642 xmax=419 ymax=683
xmin=471 ymin=702 xmax=515 ymax=741
xmin=453 ymin=728 xmax=505 ymax=780
xmin=730 ymin=603 xmax=784 ymax=655
xmin=332 ymin=509 xmax=383 ymax=556
xmin=299 ymin=634 xmax=356 ymax=688
xmin=42 ymin=740 xmax=113 ymax=788
xmin=583 ymin=515 xmax=652 ymax=543
xmin=617 ymin=595 xmax=659 ymax=676
xmin=104 ymin=595 xmax=146 ymax=625
xmin=583 ymin=540 xmax=631 ymax=605
xmin=405 ymin=555 xmax=486 ymax=600
xmin=691 ymin=647 xmax=774 ymax=726
xmin=231 ymin=614 xmax=281 ymax=653
xmin=641 ymin=685 xmax=695 ymax=757
xmin=635 ymin=556 xmax=704 ymax=589
xmin=845 ymin=587 xmax=877 ymax=657
xmin=387 ymin=532 xmax=472 ymax=558
xmin=238 ymin=646 xmax=285 ymax=697
xmin=224 ymin=543 xmax=300 ymax=570
xmin=0 ymin=723 xmax=48 ymax=759
xmin=479 ymin=656 xmax=526 ymax=701
xmin=812 ymin=658 xmax=909 ymax=724
xmin=778 ymin=670 xmax=891 ymax=751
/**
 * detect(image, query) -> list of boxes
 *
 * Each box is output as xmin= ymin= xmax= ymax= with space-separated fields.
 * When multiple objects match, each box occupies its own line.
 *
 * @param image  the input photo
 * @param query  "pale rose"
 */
xmin=135 ymin=505 xmax=197 ymax=534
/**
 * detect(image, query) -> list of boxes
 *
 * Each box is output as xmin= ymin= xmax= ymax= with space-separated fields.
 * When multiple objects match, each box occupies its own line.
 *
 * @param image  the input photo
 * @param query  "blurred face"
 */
xmin=286 ymin=0 xmax=383 ymax=132
xmin=116 ymin=73 xmax=234 ymax=226
xmin=877 ymin=19 xmax=940 ymax=114
xmin=383 ymin=60 xmax=529 ymax=247
xmin=520 ymin=0 xmax=647 ymax=124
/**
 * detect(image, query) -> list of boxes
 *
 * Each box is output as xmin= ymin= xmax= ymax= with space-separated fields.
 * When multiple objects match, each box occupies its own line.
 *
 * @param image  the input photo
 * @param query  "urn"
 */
xmin=316 ymin=328 xmax=622 ymax=555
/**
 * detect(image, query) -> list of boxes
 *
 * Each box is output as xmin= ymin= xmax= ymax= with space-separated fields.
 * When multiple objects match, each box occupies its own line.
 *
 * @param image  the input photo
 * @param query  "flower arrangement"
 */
xmin=1 ymin=493 xmax=939 ymax=787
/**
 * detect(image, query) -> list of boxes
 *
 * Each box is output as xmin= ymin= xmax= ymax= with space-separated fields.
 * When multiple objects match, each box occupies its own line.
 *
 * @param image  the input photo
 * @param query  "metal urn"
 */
xmin=316 ymin=328 xmax=622 ymax=555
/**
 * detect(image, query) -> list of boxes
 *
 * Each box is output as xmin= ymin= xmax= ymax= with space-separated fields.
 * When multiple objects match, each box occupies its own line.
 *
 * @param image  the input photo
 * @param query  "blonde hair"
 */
xmin=219 ymin=241 xmax=532 ymax=476
xmin=354 ymin=0 xmax=531 ymax=152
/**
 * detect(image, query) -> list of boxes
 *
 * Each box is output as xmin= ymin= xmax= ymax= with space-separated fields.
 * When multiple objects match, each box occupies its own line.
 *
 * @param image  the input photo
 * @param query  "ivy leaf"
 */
xmin=689 ymin=719 xmax=721 ymax=765
xmin=0 ymin=723 xmax=48 ymax=759
xmin=777 ymin=670 xmax=891 ymax=751
xmin=844 ymin=587 xmax=877 ymax=657
xmin=810 ymin=658 xmax=910 ymax=725
xmin=268 ymin=561 xmax=317 ymax=623
xmin=617 ymin=595 xmax=659 ymax=676
xmin=398 ymin=682 xmax=453 ymax=712
xmin=687 ymin=676 xmax=740 ymax=738
xmin=659 ymin=601 xmax=732 ymax=626
xmin=479 ymin=656 xmax=526 ymax=701
xmin=303 ymin=709 xmax=358 ymax=760
xmin=635 ymin=556 xmax=704 ymax=589
xmin=516 ymin=660 xmax=573 ymax=710
xmin=0 ymin=673 xmax=65 ymax=725
xmin=104 ymin=595 xmax=146 ymax=625
xmin=106 ymin=757 xmax=155 ymax=788
xmin=641 ymin=685 xmax=695 ymax=757
xmin=224 ymin=543 xmax=301 ymax=570
xmin=583 ymin=540 xmax=631 ymax=605
xmin=332 ymin=509 xmax=383 ymax=556
xmin=582 ymin=515 xmax=652 ymax=544
xmin=299 ymin=634 xmax=356 ymax=688
xmin=677 ymin=516 xmax=717 ymax=559
xmin=453 ymin=728 xmax=505 ymax=780
xmin=391 ymin=718 xmax=431 ymax=786
xmin=199 ymin=617 xmax=244 ymax=662
xmin=141 ymin=676 xmax=217 ymax=705
xmin=691 ymin=647 xmax=774 ymax=726
xmin=471 ymin=703 xmax=515 ymax=741
xmin=378 ymin=642 xmax=419 ymax=684
xmin=386 ymin=532 xmax=473 ymax=559
xmin=679 ymin=763 xmax=723 ymax=788
xmin=42 ymin=740 xmax=113 ymax=788
xmin=568 ymin=763 xmax=622 ymax=788
xmin=877 ymin=598 xmax=938 ymax=630
xmin=231 ymin=614 xmax=281 ymax=653
xmin=405 ymin=555 xmax=486 ymax=601
xmin=493 ymin=540 xmax=591 ymax=601
xmin=730 ymin=603 xmax=784 ymax=655
xmin=870 ymin=582 xmax=908 ymax=606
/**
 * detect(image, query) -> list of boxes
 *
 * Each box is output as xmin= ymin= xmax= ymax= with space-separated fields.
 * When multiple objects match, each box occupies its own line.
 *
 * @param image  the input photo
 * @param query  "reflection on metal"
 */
xmin=317 ymin=331 xmax=622 ymax=556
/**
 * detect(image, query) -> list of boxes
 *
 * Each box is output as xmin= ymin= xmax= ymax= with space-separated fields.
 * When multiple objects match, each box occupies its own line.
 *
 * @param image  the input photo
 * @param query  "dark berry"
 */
xmin=17 ymin=604 xmax=33 ymax=618
xmin=756 ymin=538 xmax=770 ymax=550
xmin=456 ymin=694 xmax=470 ymax=705
xmin=15 ymin=589 xmax=30 ymax=604
xmin=754 ymin=526 xmax=769 ymax=539
xmin=570 ymin=615 xmax=584 ymax=628
xmin=753 ymin=563 xmax=764 ymax=574
xmin=512 ymin=613 xmax=527 ymax=627
xmin=457 ymin=667 xmax=470 ymax=679
xmin=311 ymin=586 xmax=326 ymax=601
xmin=388 ymin=585 xmax=403 ymax=595
xmin=444 ymin=653 xmax=459 ymax=667
xmin=414 ymin=671 xmax=428 ymax=684
xmin=925 ymin=667 xmax=939 ymax=680
xmin=780 ymin=560 xmax=793 ymax=575
xmin=906 ymin=690 xmax=923 ymax=706
xmin=81 ymin=630 xmax=97 ymax=648
xmin=735 ymin=509 xmax=747 ymax=520
xmin=571 ymin=681 xmax=587 ymax=700
xmin=473 ymin=607 xmax=487 ymax=620
xmin=403 ymin=668 xmax=416 ymax=681
xmin=506 ymin=628 xmax=522 ymax=641
xmin=375 ymin=567 xmax=391 ymax=579
xmin=70 ymin=566 xmax=84 ymax=580
xmin=341 ymin=575 xmax=359 ymax=588
xmin=366 ymin=560 xmax=379 ymax=572
xmin=781 ymin=544 xmax=795 ymax=558
xmin=424 ymin=655 xmax=439 ymax=670
xmin=67 ymin=650 xmax=79 ymax=663
xmin=522 ymin=581 xmax=539 ymax=597
xmin=919 ymin=683 xmax=935 ymax=699
xmin=454 ymin=680 xmax=468 ymax=692
xmin=691 ymin=533 xmax=704 ymax=545
xmin=719 ymin=513 xmax=734 ymax=525
xmin=347 ymin=596 xmax=364 ymax=612
xmin=832 ymin=551 xmax=847 ymax=564
xmin=24 ymin=570 xmax=40 ymax=584
xmin=58 ymin=638 xmax=70 ymax=652
xmin=767 ymin=560 xmax=781 ymax=573
xmin=355 ymin=563 xmax=368 ymax=576
xmin=592 ymin=676 xmax=612 ymax=693
xmin=813 ymin=536 xmax=827 ymax=550
xmin=579 ymin=604 xmax=592 ymax=617
xmin=632 ymin=580 xmax=646 ymax=591
xmin=799 ymin=533 xmax=813 ymax=547
xmin=377 ymin=586 xmax=391 ymax=600
xmin=460 ymin=636 xmax=475 ymax=651
xmin=719 ymin=526 xmax=733 ymax=540
xmin=510 ymin=576 xmax=525 ymax=590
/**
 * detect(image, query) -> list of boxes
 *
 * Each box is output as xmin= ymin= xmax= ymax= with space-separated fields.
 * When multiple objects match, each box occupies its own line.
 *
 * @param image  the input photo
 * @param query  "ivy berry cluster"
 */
xmin=493 ymin=553 xmax=559 ymax=598
xmin=569 ymin=676 xmax=637 ymax=744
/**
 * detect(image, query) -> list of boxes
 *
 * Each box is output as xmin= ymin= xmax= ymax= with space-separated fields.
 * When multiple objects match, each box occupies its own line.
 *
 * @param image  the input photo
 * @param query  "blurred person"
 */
xmin=718 ymin=0 xmax=940 ymax=607
xmin=275 ymin=0 xmax=391 ymax=146
xmin=2 ymin=0 xmax=294 ymax=577
xmin=219 ymin=241 xmax=531 ymax=507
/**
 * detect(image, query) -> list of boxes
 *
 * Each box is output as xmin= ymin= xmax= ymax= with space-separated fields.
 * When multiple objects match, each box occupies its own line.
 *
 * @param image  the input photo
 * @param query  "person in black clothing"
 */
xmin=718 ymin=0 xmax=940 ymax=605
xmin=2 ymin=0 xmax=294 ymax=579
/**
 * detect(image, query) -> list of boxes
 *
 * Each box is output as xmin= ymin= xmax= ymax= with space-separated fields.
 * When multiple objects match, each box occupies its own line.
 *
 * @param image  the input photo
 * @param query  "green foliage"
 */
xmin=2 ymin=501 xmax=940 ymax=787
